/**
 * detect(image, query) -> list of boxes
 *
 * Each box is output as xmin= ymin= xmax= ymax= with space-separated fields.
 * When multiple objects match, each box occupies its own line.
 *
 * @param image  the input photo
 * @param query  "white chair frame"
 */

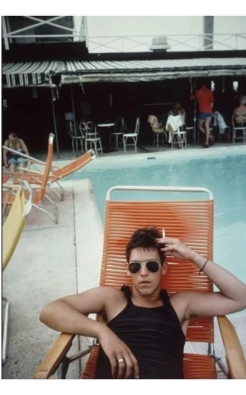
xmin=166 ymin=115 xmax=187 ymax=149
xmin=110 ymin=117 xmax=126 ymax=149
xmin=153 ymin=131 xmax=166 ymax=147
xmin=170 ymin=130 xmax=187 ymax=149
xmin=123 ymin=117 xmax=140 ymax=153
xmin=80 ymin=122 xmax=103 ymax=156
xmin=67 ymin=121 xmax=84 ymax=153
xmin=232 ymin=114 xmax=246 ymax=144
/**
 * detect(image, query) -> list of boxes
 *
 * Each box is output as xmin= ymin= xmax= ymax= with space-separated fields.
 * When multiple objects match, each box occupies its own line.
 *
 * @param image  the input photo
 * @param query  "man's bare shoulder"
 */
xmin=74 ymin=286 xmax=123 ymax=302
xmin=96 ymin=286 xmax=126 ymax=309
xmin=93 ymin=286 xmax=123 ymax=298
xmin=170 ymin=290 xmax=205 ymax=307
xmin=169 ymin=291 xmax=194 ymax=322
xmin=170 ymin=290 xmax=240 ymax=321
xmin=85 ymin=286 xmax=122 ymax=294
xmin=56 ymin=286 xmax=124 ymax=317
xmin=169 ymin=291 xmax=188 ymax=306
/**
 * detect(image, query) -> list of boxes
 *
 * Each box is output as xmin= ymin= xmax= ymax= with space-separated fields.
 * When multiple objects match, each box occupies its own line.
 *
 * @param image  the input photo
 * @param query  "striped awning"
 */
xmin=60 ymin=57 xmax=246 ymax=83
xmin=2 ymin=61 xmax=63 ymax=88
xmin=3 ymin=57 xmax=246 ymax=87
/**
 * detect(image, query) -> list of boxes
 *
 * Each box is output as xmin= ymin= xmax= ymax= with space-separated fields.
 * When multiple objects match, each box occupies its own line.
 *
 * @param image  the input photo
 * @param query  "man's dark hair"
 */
xmin=126 ymin=227 xmax=165 ymax=264
xmin=9 ymin=131 xmax=17 ymax=138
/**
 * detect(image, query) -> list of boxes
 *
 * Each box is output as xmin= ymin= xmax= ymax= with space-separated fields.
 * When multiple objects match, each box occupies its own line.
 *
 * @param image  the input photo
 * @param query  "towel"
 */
xmin=213 ymin=111 xmax=227 ymax=134
xmin=168 ymin=110 xmax=186 ymax=126
xmin=166 ymin=115 xmax=183 ymax=142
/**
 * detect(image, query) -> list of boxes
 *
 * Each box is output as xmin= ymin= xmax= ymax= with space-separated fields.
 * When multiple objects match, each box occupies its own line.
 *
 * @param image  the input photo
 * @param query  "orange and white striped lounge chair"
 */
xmin=2 ymin=181 xmax=33 ymax=364
xmin=33 ymin=186 xmax=246 ymax=379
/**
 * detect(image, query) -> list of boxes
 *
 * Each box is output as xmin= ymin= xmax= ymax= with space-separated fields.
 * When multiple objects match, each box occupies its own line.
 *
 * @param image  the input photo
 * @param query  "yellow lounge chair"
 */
xmin=34 ymin=185 xmax=246 ymax=379
xmin=2 ymin=181 xmax=33 ymax=364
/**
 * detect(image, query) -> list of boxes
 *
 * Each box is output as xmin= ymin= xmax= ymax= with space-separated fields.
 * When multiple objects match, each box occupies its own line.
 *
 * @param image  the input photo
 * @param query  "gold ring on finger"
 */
xmin=118 ymin=358 xmax=124 ymax=363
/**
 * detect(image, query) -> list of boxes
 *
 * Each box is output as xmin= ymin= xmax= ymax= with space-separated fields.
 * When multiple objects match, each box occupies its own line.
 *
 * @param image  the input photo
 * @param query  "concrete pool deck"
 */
xmin=2 ymin=146 xmax=246 ymax=379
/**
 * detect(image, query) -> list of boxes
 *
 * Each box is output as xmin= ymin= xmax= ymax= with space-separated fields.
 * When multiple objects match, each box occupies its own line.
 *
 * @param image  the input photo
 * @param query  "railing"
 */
xmin=2 ymin=16 xmax=87 ymax=50
xmin=3 ymin=19 xmax=245 ymax=54
xmin=87 ymin=33 xmax=246 ymax=53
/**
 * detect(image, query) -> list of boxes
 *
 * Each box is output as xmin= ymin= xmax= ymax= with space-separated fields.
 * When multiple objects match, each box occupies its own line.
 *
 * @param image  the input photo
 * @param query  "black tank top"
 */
xmin=95 ymin=285 xmax=185 ymax=379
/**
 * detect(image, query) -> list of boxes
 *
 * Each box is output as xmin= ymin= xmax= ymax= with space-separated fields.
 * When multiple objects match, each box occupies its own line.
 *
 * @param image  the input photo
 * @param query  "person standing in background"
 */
xmin=191 ymin=80 xmax=214 ymax=148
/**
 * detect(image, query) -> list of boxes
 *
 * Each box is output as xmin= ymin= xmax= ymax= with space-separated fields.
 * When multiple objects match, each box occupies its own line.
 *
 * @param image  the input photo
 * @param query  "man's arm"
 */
xmin=184 ymin=251 xmax=246 ymax=319
xmin=157 ymin=237 xmax=246 ymax=319
xmin=40 ymin=286 xmax=139 ymax=378
xmin=19 ymin=139 xmax=29 ymax=155
xmin=40 ymin=286 xmax=111 ymax=336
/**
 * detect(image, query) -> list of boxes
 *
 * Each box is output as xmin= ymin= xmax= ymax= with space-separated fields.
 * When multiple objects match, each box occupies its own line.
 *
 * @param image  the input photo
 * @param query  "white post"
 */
xmin=203 ymin=16 xmax=214 ymax=50
xmin=2 ymin=16 xmax=9 ymax=50
xmin=83 ymin=16 xmax=89 ymax=49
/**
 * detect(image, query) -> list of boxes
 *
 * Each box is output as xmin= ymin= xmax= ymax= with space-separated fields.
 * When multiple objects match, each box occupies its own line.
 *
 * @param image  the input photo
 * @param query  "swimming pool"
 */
xmin=67 ymin=146 xmax=246 ymax=283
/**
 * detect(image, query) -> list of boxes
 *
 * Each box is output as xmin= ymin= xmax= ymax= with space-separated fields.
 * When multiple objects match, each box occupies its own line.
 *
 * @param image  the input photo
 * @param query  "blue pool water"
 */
xmin=67 ymin=147 xmax=246 ymax=283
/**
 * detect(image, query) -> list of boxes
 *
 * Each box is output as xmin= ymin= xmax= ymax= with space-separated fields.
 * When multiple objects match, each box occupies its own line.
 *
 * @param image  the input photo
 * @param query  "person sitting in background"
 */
xmin=190 ymin=79 xmax=214 ymax=148
xmin=168 ymin=101 xmax=186 ymax=127
xmin=233 ymin=95 xmax=246 ymax=126
xmin=147 ymin=115 xmax=167 ymax=141
xmin=3 ymin=131 xmax=29 ymax=174
xmin=165 ymin=113 xmax=183 ymax=148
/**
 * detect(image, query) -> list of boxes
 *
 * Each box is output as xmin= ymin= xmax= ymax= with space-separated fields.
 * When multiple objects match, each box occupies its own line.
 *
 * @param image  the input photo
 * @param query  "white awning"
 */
xmin=60 ymin=57 xmax=246 ymax=83
xmin=2 ymin=61 xmax=63 ymax=87
xmin=3 ymin=57 xmax=246 ymax=87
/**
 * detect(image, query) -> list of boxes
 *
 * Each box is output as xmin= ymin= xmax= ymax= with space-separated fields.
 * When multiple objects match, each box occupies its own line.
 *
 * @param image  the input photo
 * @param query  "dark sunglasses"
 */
xmin=128 ymin=260 xmax=161 ymax=274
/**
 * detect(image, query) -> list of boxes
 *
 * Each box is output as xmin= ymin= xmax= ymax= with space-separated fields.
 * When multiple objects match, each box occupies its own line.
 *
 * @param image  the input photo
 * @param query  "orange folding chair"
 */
xmin=42 ymin=149 xmax=95 ymax=200
xmin=34 ymin=186 xmax=246 ymax=379
xmin=3 ymin=148 xmax=95 ymax=201
xmin=2 ymin=134 xmax=58 ymax=223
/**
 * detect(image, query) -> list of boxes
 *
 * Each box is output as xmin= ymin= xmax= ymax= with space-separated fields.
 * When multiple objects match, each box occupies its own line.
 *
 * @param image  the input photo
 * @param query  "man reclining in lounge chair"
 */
xmin=40 ymin=228 xmax=246 ymax=379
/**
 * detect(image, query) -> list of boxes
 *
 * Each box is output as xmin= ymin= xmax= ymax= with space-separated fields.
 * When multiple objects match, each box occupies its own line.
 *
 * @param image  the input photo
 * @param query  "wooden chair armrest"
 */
xmin=217 ymin=315 xmax=246 ymax=379
xmin=34 ymin=333 xmax=75 ymax=379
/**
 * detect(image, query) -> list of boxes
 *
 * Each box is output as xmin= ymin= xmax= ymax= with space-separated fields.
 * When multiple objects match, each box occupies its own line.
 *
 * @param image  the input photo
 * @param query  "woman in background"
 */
xmin=169 ymin=101 xmax=186 ymax=127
